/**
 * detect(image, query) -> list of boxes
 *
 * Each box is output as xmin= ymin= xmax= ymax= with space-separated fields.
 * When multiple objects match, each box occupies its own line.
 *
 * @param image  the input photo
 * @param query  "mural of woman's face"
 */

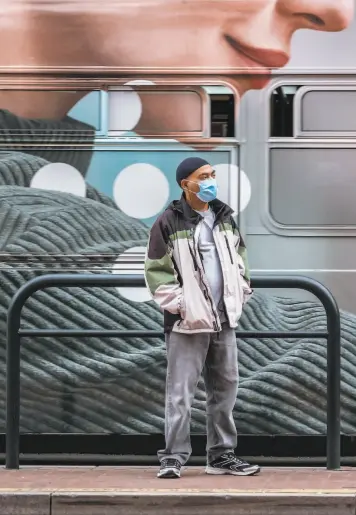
xmin=0 ymin=0 xmax=353 ymax=122
xmin=1 ymin=1 xmax=354 ymax=73
xmin=87 ymin=0 xmax=354 ymax=94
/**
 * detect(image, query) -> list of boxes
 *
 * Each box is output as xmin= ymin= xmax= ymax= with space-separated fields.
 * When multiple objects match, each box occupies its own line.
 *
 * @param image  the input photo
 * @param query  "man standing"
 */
xmin=144 ymin=157 xmax=260 ymax=479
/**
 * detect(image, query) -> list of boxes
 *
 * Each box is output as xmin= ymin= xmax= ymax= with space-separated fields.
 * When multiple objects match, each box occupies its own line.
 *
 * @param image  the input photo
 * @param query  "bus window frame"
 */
xmin=294 ymin=84 xmax=356 ymax=139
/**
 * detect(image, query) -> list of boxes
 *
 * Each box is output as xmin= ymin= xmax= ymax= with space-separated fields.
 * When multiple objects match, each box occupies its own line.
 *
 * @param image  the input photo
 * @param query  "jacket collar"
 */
xmin=170 ymin=194 xmax=233 ymax=224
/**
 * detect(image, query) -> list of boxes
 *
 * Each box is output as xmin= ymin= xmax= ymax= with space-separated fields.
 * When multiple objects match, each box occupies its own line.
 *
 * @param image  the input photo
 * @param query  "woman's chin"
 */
xmin=132 ymin=81 xmax=241 ymax=148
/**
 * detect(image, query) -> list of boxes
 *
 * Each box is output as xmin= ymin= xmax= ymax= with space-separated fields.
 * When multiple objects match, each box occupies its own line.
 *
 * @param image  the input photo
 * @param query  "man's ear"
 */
xmin=181 ymin=179 xmax=187 ymax=190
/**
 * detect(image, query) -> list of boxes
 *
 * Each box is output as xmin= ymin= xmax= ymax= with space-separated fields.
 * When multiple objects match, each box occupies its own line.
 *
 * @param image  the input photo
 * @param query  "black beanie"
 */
xmin=176 ymin=157 xmax=210 ymax=187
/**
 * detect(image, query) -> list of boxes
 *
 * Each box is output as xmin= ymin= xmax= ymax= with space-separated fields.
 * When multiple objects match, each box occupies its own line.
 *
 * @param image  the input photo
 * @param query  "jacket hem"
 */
xmin=171 ymin=327 xmax=216 ymax=334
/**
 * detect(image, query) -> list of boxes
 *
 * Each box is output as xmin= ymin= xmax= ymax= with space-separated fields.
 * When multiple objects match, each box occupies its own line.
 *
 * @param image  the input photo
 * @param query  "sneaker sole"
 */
xmin=157 ymin=468 xmax=181 ymax=479
xmin=205 ymin=465 xmax=260 ymax=477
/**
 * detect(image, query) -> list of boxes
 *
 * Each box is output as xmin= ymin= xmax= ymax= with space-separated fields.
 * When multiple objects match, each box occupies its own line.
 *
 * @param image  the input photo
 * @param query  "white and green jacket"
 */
xmin=144 ymin=195 xmax=252 ymax=334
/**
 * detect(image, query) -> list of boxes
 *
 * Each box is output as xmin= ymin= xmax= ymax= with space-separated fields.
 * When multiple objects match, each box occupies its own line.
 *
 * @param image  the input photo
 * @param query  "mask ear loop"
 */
xmin=183 ymin=180 xmax=199 ymax=199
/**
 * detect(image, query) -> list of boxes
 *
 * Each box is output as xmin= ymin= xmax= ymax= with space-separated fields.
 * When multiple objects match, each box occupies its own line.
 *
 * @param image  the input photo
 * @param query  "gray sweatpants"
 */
xmin=158 ymin=323 xmax=238 ymax=465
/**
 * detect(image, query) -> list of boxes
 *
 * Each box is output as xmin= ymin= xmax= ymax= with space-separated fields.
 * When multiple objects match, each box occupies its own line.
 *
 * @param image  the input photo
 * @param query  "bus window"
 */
xmin=0 ymin=90 xmax=101 ymax=136
xmin=210 ymin=94 xmax=235 ymax=137
xmin=269 ymin=147 xmax=356 ymax=226
xmin=270 ymin=86 xmax=300 ymax=137
xmin=108 ymin=87 xmax=205 ymax=137
xmin=300 ymin=88 xmax=356 ymax=134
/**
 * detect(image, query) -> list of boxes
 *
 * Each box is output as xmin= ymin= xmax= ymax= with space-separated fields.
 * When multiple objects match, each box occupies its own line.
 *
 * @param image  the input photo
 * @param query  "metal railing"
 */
xmin=5 ymin=274 xmax=340 ymax=470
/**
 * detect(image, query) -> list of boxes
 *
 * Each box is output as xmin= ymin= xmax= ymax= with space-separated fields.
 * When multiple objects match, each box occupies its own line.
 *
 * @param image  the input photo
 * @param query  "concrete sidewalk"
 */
xmin=1 ymin=466 xmax=356 ymax=514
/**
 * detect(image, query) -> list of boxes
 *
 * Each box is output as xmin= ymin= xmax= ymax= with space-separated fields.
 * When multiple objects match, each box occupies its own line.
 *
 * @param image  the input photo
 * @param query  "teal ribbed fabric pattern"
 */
xmin=0 ymin=109 xmax=95 ymax=175
xmin=0 ymin=109 xmax=353 ymax=434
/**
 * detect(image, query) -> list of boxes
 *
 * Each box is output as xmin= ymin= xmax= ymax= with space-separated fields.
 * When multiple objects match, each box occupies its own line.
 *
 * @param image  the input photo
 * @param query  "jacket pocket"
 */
xmin=240 ymin=277 xmax=253 ymax=305
xmin=178 ymin=294 xmax=186 ymax=320
xmin=174 ymin=284 xmax=215 ymax=332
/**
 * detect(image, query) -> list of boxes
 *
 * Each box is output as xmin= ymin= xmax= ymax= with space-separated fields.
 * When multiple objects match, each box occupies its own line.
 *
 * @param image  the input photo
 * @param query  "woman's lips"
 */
xmin=224 ymin=34 xmax=289 ymax=89
xmin=225 ymin=34 xmax=289 ymax=69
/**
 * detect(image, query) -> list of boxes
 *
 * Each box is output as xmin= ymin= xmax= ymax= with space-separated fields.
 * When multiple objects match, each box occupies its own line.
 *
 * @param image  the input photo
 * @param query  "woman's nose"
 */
xmin=278 ymin=0 xmax=354 ymax=32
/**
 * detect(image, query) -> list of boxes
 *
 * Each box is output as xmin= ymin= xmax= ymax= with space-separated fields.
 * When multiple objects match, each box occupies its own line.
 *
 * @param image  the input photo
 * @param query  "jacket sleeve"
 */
xmin=144 ymin=218 xmax=183 ymax=315
xmin=231 ymin=219 xmax=253 ymax=304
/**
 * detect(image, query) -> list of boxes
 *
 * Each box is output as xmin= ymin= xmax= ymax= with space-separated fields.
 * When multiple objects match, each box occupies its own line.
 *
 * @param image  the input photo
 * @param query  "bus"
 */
xmin=0 ymin=0 xmax=355 ymax=461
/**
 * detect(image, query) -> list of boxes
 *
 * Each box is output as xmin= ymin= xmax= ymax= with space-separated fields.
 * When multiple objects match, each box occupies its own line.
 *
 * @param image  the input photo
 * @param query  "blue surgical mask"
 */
xmin=188 ymin=178 xmax=218 ymax=202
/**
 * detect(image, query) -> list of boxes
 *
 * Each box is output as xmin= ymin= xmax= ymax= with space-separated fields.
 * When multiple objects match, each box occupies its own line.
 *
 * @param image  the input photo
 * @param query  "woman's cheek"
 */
xmin=133 ymin=90 xmax=204 ymax=137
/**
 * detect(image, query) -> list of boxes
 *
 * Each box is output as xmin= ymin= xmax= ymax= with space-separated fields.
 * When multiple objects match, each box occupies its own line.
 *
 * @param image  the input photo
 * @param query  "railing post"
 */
xmin=325 ymin=290 xmax=341 ymax=471
xmin=250 ymin=276 xmax=342 ymax=471
xmin=5 ymin=274 xmax=150 ymax=470
xmin=6 ymin=290 xmax=23 ymax=470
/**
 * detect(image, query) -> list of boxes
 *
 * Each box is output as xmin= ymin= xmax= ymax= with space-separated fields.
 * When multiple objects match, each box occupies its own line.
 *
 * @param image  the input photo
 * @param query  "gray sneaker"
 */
xmin=157 ymin=458 xmax=181 ymax=478
xmin=206 ymin=453 xmax=260 ymax=476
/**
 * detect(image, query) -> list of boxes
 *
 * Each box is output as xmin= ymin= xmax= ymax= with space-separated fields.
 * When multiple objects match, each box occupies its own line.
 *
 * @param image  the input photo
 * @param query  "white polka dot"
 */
xmin=108 ymin=87 xmax=142 ymax=134
xmin=125 ymin=80 xmax=155 ymax=86
xmin=214 ymin=163 xmax=251 ymax=213
xmin=112 ymin=246 xmax=151 ymax=303
xmin=30 ymin=163 xmax=86 ymax=197
xmin=113 ymin=163 xmax=169 ymax=219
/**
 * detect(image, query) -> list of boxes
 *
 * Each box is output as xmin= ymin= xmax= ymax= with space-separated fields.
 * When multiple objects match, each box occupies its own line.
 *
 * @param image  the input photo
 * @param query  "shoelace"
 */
xmin=162 ymin=459 xmax=180 ymax=468
xmin=224 ymin=453 xmax=247 ymax=466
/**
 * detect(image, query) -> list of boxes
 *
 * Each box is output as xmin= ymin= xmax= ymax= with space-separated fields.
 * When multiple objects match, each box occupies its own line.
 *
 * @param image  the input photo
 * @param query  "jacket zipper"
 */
xmin=215 ymin=225 xmax=233 ymax=325
xmin=188 ymin=242 xmax=198 ymax=271
xmin=224 ymin=235 xmax=234 ymax=264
